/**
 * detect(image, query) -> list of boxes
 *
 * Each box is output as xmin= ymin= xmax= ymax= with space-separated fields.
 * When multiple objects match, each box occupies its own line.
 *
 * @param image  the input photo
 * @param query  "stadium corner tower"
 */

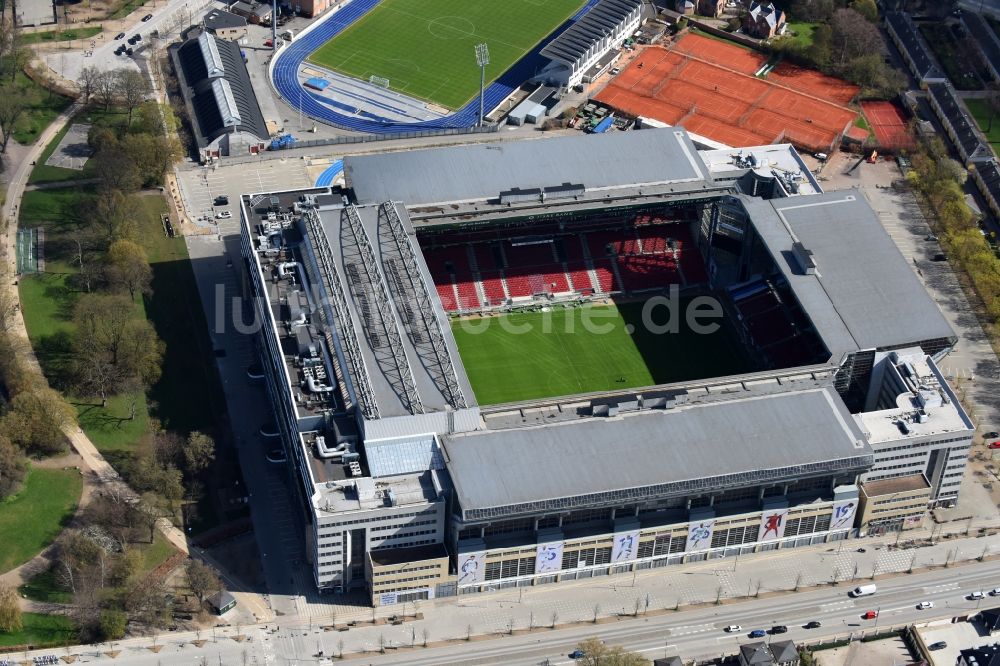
xmin=239 ymin=129 xmax=968 ymax=606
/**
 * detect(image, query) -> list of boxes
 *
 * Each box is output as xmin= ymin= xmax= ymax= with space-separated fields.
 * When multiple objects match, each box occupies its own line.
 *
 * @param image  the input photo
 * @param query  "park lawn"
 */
xmin=12 ymin=71 xmax=74 ymax=146
xmin=307 ymin=0 xmax=585 ymax=109
xmin=452 ymin=300 xmax=750 ymax=405
xmin=783 ymin=21 xmax=817 ymax=47
xmin=22 ymin=26 xmax=102 ymax=44
xmin=0 ymin=613 xmax=77 ymax=648
xmin=965 ymin=98 xmax=1000 ymax=148
xmin=0 ymin=466 xmax=82 ymax=573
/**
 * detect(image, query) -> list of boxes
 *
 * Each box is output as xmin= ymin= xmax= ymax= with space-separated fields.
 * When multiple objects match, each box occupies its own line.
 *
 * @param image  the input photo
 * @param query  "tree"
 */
xmin=0 ymin=434 xmax=27 ymax=499
xmin=115 ymin=69 xmax=151 ymax=127
xmin=850 ymin=0 xmax=878 ymax=22
xmin=94 ymin=151 xmax=142 ymax=197
xmin=100 ymin=609 xmax=128 ymax=641
xmin=73 ymin=294 xmax=134 ymax=367
xmin=183 ymin=431 xmax=215 ymax=477
xmin=78 ymin=66 xmax=102 ymax=106
xmin=575 ymin=637 xmax=649 ymax=666
xmin=0 ymin=84 xmax=35 ymax=154
xmin=95 ymin=70 xmax=119 ymax=111
xmin=106 ymin=239 xmax=152 ymax=300
xmin=186 ymin=559 xmax=221 ymax=607
xmin=0 ymin=583 xmax=22 ymax=633
xmin=830 ymin=8 xmax=882 ymax=66
xmin=90 ymin=188 xmax=140 ymax=241
xmin=0 ymin=387 xmax=75 ymax=455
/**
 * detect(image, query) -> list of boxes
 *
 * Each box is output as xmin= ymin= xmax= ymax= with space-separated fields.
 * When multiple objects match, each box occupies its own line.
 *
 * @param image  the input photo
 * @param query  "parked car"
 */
xmin=724 ymin=625 xmax=742 ymax=633
xmin=142 ymin=13 xmax=153 ymax=20
xmin=133 ymin=34 xmax=142 ymax=41
xmin=804 ymin=621 xmax=822 ymax=629
xmin=989 ymin=442 xmax=1000 ymax=449
xmin=125 ymin=48 xmax=133 ymax=56
xmin=917 ymin=601 xmax=934 ymax=609
xmin=984 ymin=431 xmax=999 ymax=439
xmin=769 ymin=625 xmax=788 ymax=634
xmin=990 ymin=588 xmax=1000 ymax=596
xmin=115 ymin=31 xmax=126 ymax=40
xmin=862 ymin=610 xmax=878 ymax=620
xmin=216 ymin=211 xmax=232 ymax=219
xmin=929 ymin=641 xmax=947 ymax=650
xmin=214 ymin=195 xmax=229 ymax=206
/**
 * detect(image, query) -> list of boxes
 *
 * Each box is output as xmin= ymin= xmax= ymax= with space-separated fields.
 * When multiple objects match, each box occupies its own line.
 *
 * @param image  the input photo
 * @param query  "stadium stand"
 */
xmin=418 ymin=218 xmax=713 ymax=310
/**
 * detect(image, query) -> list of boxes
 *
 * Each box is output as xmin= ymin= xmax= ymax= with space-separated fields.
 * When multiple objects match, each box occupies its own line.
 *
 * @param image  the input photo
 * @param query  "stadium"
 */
xmin=269 ymin=0 xmax=640 ymax=132
xmin=239 ymin=129 xmax=972 ymax=606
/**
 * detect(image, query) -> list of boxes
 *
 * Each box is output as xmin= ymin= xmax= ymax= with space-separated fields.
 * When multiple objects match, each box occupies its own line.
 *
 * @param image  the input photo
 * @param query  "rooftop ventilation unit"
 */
xmin=791 ymin=241 xmax=816 ymax=275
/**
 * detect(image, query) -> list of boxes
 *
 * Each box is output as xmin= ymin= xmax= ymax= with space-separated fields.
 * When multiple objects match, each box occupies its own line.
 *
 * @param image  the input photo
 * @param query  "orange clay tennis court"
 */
xmin=861 ymin=101 xmax=916 ymax=150
xmin=596 ymin=34 xmax=859 ymax=151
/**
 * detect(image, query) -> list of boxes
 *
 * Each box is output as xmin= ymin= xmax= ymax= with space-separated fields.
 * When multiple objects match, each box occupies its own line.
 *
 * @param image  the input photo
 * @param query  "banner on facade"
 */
xmin=757 ymin=508 xmax=789 ymax=543
xmin=830 ymin=499 xmax=858 ymax=530
xmin=535 ymin=541 xmax=564 ymax=574
xmin=685 ymin=520 xmax=714 ymax=552
xmin=611 ymin=530 xmax=641 ymax=563
xmin=457 ymin=551 xmax=486 ymax=585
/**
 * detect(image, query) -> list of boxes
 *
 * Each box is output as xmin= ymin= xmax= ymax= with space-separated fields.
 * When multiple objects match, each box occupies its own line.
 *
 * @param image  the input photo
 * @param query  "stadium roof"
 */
xmin=745 ymin=191 xmax=956 ymax=360
xmin=172 ymin=31 xmax=268 ymax=146
xmin=539 ymin=0 xmax=642 ymax=68
xmin=441 ymin=387 xmax=872 ymax=519
xmin=344 ymin=129 xmax=711 ymax=206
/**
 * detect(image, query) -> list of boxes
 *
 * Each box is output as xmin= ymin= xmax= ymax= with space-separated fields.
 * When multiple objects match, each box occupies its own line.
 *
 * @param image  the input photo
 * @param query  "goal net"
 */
xmin=369 ymin=75 xmax=390 ymax=89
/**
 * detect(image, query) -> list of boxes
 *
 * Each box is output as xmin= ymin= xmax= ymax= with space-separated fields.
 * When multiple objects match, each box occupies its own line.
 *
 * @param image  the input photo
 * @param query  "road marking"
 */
xmin=923 ymin=583 xmax=960 ymax=592
xmin=884 ymin=605 xmax=915 ymax=612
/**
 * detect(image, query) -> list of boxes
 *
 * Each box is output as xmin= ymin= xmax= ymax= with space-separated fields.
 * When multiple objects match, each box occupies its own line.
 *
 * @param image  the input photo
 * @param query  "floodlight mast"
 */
xmin=475 ymin=43 xmax=490 ymax=127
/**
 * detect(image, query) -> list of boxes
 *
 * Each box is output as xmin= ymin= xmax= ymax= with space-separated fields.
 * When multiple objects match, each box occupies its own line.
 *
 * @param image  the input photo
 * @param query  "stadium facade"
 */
xmin=239 ymin=129 xmax=965 ymax=605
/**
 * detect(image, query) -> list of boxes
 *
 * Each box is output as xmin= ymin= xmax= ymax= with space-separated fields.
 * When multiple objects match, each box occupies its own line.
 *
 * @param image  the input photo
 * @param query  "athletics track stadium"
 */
xmin=270 ymin=0 xmax=600 ymax=133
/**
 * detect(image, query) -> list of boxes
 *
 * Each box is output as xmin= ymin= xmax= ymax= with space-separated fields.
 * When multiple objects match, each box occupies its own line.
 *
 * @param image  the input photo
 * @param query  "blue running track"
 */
xmin=272 ymin=0 xmax=599 ymax=133
xmin=315 ymin=160 xmax=344 ymax=186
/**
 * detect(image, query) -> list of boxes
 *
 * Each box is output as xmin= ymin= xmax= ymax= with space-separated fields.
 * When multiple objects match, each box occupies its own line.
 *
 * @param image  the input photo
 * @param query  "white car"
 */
xmin=917 ymin=601 xmax=934 ymax=609
xmin=990 ymin=588 xmax=1000 ymax=596
xmin=969 ymin=591 xmax=986 ymax=600
xmin=216 ymin=210 xmax=233 ymax=219
xmin=724 ymin=625 xmax=742 ymax=633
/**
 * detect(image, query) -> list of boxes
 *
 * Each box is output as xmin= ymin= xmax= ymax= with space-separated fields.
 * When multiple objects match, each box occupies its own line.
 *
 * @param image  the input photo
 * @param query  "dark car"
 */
xmin=769 ymin=625 xmax=788 ymax=634
xmin=929 ymin=641 xmax=947 ymax=650
xmin=569 ymin=650 xmax=586 ymax=660
xmin=748 ymin=629 xmax=766 ymax=638
xmin=126 ymin=48 xmax=133 ymax=56
xmin=142 ymin=13 xmax=153 ymax=20
xmin=984 ymin=431 xmax=999 ymax=439
xmin=805 ymin=620 xmax=822 ymax=629
xmin=114 ymin=31 xmax=126 ymax=40
xmin=133 ymin=33 xmax=142 ymax=41
xmin=214 ymin=195 xmax=229 ymax=206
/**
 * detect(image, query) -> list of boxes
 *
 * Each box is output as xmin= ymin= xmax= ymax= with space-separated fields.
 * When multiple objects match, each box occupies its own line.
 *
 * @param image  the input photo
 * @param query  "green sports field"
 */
xmin=452 ymin=301 xmax=752 ymax=405
xmin=307 ymin=0 xmax=585 ymax=110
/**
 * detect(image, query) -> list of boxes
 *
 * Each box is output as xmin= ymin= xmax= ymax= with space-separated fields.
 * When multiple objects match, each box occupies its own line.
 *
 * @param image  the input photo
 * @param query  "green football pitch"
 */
xmin=306 ymin=0 xmax=585 ymax=110
xmin=452 ymin=301 xmax=753 ymax=405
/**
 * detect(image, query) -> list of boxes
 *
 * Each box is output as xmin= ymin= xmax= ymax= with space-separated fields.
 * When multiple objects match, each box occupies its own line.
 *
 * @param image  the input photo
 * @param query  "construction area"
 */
xmin=595 ymin=33 xmax=859 ymax=151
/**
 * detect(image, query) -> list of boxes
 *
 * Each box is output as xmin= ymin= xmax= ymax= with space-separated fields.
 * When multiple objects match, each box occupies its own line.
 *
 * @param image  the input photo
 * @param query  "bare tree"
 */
xmin=421 ymin=628 xmax=429 ymax=647
xmin=115 ymin=69 xmax=151 ymax=127
xmin=592 ymin=603 xmax=601 ymax=623
xmin=550 ymin=610 xmax=558 ymax=628
xmin=465 ymin=623 xmax=473 ymax=641
xmin=95 ymin=70 xmax=118 ymax=111
xmin=78 ymin=66 xmax=102 ymax=106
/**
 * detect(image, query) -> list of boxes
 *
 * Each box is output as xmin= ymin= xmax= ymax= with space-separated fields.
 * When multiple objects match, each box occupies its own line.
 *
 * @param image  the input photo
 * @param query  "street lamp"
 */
xmin=474 ymin=43 xmax=489 ymax=127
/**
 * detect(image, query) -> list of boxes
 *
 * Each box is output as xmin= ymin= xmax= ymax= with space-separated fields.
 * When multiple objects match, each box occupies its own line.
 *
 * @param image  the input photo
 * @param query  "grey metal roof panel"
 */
xmin=441 ymin=387 xmax=870 ymax=513
xmin=747 ymin=191 xmax=955 ymax=357
xmin=541 ymin=0 xmax=641 ymax=66
xmin=204 ymin=9 xmax=247 ymax=30
xmin=346 ymin=128 xmax=710 ymax=205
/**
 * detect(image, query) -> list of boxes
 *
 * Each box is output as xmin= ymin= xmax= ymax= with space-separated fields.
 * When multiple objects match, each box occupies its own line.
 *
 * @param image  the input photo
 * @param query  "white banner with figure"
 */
xmin=611 ymin=530 xmax=641 ymax=563
xmin=535 ymin=541 xmax=564 ymax=574
xmin=758 ymin=508 xmax=789 ymax=543
xmin=457 ymin=551 xmax=486 ymax=585
xmin=830 ymin=499 xmax=858 ymax=530
xmin=685 ymin=519 xmax=714 ymax=552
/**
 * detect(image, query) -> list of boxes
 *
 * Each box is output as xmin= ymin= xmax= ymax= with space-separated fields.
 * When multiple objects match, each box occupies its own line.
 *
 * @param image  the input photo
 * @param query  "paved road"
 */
xmin=29 ymin=558 xmax=1000 ymax=665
